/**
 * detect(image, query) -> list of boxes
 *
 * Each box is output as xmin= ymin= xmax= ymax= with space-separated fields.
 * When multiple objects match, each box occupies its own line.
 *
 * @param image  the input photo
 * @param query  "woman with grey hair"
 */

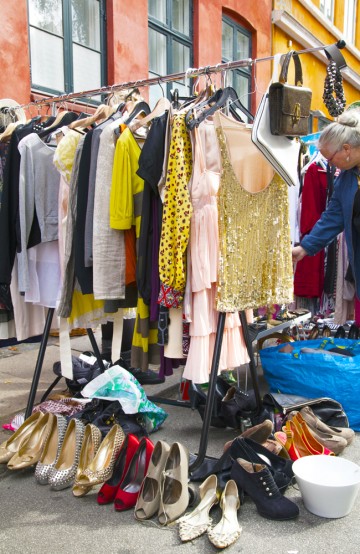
xmin=292 ymin=109 xmax=360 ymax=297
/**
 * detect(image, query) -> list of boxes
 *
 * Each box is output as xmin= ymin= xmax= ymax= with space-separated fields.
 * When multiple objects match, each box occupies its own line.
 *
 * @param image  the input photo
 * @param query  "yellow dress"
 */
xmin=214 ymin=112 xmax=294 ymax=312
xmin=158 ymin=112 xmax=193 ymax=307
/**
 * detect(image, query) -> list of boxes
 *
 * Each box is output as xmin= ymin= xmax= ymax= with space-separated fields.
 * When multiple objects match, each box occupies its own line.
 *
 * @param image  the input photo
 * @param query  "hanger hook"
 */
xmin=158 ymin=77 xmax=165 ymax=98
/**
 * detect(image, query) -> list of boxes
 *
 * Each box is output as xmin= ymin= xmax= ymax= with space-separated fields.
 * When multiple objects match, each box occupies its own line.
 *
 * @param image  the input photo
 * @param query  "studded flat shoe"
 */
xmin=178 ymin=474 xmax=220 ymax=542
xmin=207 ymin=479 xmax=242 ymax=549
xmin=48 ymin=418 xmax=85 ymax=490
xmin=35 ymin=414 xmax=68 ymax=484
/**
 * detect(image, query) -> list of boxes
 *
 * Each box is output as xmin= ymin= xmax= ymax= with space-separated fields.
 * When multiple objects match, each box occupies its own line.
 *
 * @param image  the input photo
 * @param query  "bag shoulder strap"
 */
xmin=279 ymin=50 xmax=303 ymax=86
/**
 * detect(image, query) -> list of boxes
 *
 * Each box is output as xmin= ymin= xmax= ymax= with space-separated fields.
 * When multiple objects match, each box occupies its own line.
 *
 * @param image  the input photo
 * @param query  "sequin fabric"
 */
xmin=158 ymin=113 xmax=193 ymax=307
xmin=215 ymin=120 xmax=294 ymax=312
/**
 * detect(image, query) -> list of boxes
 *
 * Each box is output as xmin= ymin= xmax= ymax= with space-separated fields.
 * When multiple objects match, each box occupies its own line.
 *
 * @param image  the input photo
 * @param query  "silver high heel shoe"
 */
xmin=48 ymin=418 xmax=85 ymax=491
xmin=35 ymin=415 xmax=68 ymax=485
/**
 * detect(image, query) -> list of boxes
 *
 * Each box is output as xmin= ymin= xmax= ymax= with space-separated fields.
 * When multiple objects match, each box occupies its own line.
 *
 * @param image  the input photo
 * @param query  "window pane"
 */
xmin=172 ymin=0 xmax=190 ymax=36
xmin=149 ymin=28 xmax=167 ymax=75
xmin=28 ymin=0 xmax=63 ymax=35
xmin=71 ymin=0 xmax=100 ymax=50
xmin=30 ymin=27 xmax=64 ymax=90
xmin=222 ymin=21 xmax=233 ymax=61
xmin=149 ymin=0 xmax=166 ymax=23
xmin=236 ymin=31 xmax=250 ymax=61
xmin=233 ymin=71 xmax=250 ymax=112
xmin=73 ymin=44 xmax=101 ymax=92
xmin=172 ymin=41 xmax=190 ymax=75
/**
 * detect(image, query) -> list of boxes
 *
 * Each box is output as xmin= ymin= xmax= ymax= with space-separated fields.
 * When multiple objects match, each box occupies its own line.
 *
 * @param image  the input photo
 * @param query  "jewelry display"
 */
xmin=322 ymin=60 xmax=346 ymax=117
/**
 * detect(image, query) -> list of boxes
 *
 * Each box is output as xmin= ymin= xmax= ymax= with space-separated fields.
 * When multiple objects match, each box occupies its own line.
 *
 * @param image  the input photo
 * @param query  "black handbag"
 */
xmin=269 ymin=50 xmax=312 ymax=136
xmin=262 ymin=392 xmax=349 ymax=431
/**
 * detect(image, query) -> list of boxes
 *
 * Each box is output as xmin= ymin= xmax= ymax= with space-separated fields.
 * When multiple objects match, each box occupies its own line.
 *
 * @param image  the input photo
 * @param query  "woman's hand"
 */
xmin=292 ymin=245 xmax=307 ymax=263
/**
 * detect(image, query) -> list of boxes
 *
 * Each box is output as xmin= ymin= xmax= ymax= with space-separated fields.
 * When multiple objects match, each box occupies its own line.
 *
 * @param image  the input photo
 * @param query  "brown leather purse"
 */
xmin=269 ymin=50 xmax=312 ymax=136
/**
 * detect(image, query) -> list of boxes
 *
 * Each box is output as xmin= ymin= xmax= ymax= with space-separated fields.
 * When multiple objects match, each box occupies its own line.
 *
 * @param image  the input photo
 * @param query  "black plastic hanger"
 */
xmin=186 ymin=87 xmax=254 ymax=130
xmin=124 ymin=101 xmax=151 ymax=125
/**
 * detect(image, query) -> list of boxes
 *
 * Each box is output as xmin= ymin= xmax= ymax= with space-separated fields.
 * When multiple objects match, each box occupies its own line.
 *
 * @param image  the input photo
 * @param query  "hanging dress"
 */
xmin=182 ymin=119 xmax=249 ymax=384
xmin=214 ymin=112 xmax=294 ymax=312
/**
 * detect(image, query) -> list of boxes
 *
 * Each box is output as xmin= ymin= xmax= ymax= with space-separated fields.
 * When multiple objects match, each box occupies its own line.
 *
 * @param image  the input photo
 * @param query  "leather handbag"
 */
xmin=251 ymin=87 xmax=301 ymax=188
xmin=269 ymin=50 xmax=312 ymax=136
xmin=262 ymin=393 xmax=349 ymax=431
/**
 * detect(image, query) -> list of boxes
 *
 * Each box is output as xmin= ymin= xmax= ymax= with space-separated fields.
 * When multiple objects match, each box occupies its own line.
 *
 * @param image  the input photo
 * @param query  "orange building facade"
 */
xmin=0 ymin=1 xmax=272 ymax=115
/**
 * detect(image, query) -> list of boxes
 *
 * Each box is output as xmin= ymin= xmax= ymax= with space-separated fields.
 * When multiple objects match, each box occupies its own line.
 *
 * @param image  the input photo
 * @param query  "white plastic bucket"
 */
xmin=293 ymin=455 xmax=360 ymax=518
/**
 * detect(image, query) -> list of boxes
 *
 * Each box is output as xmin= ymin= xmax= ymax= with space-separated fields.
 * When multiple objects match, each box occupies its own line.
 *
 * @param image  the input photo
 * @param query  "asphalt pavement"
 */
xmin=0 ymin=330 xmax=359 ymax=554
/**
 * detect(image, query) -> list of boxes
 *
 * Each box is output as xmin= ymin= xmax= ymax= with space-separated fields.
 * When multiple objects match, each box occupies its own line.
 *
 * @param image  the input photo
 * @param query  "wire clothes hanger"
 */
xmin=21 ymin=40 xmax=347 ymax=475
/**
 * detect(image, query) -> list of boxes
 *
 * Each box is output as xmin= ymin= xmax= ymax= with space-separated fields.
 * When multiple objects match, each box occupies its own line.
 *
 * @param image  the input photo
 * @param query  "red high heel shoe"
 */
xmin=114 ymin=437 xmax=154 ymax=512
xmin=97 ymin=434 xmax=140 ymax=505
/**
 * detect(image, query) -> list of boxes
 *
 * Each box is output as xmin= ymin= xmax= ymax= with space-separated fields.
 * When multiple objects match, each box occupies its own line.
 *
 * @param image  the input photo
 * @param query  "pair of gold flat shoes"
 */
xmin=178 ymin=474 xmax=242 ymax=549
xmin=1 ymin=412 xmax=54 ymax=470
xmin=134 ymin=440 xmax=190 ymax=525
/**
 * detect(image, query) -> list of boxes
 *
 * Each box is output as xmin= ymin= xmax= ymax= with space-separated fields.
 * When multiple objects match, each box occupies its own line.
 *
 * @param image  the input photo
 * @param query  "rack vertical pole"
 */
xmin=25 ymin=308 xmax=54 ymax=418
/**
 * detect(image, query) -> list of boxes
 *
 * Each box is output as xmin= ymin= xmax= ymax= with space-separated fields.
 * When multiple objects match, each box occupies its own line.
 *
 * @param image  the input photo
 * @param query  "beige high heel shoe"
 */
xmin=158 ymin=442 xmax=189 ymax=526
xmin=178 ymin=474 xmax=220 ymax=542
xmin=135 ymin=440 xmax=171 ymax=520
xmin=0 ymin=412 xmax=44 ymax=464
xmin=34 ymin=415 xmax=68 ymax=484
xmin=48 ymin=418 xmax=85 ymax=490
xmin=207 ymin=480 xmax=242 ymax=549
xmin=7 ymin=413 xmax=54 ymax=470
xmin=72 ymin=424 xmax=102 ymax=497
xmin=76 ymin=424 xmax=125 ymax=487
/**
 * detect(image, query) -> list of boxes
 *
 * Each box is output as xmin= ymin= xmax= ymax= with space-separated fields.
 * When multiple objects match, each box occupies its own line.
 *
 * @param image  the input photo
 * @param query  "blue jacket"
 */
xmin=301 ymin=168 xmax=360 ymax=297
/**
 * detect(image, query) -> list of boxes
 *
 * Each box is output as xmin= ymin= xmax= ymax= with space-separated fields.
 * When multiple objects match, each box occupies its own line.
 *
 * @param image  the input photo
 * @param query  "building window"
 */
xmin=344 ymin=0 xmax=357 ymax=44
xmin=28 ymin=0 xmax=106 ymax=96
xmin=319 ymin=0 xmax=334 ymax=22
xmin=148 ymin=0 xmax=193 ymax=105
xmin=222 ymin=16 xmax=252 ymax=117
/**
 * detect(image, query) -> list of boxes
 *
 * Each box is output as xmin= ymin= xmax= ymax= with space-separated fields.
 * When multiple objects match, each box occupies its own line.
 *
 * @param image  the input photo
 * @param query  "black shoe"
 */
xmin=229 ymin=437 xmax=293 ymax=491
xmin=131 ymin=368 xmax=165 ymax=385
xmin=334 ymin=326 xmax=346 ymax=338
xmin=348 ymin=323 xmax=359 ymax=339
xmin=231 ymin=458 xmax=299 ymax=520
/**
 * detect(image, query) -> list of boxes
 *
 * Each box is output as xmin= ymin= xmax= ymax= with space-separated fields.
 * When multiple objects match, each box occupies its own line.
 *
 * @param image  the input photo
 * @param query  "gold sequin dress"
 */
xmin=182 ymin=120 xmax=249 ymax=384
xmin=214 ymin=112 xmax=294 ymax=312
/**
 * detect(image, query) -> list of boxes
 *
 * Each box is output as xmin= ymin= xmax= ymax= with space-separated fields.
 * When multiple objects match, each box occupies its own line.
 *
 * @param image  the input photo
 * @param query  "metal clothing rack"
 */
xmin=21 ymin=40 xmax=346 ymax=473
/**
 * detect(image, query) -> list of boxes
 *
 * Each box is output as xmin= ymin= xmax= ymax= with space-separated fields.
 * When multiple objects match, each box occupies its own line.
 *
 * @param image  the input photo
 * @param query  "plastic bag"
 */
xmin=81 ymin=365 xmax=168 ymax=433
xmin=260 ymin=338 xmax=360 ymax=430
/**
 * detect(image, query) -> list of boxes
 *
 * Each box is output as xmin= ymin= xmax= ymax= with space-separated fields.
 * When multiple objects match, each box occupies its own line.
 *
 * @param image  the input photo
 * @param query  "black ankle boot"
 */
xmin=230 ymin=437 xmax=293 ymax=491
xmin=231 ymin=458 xmax=299 ymax=520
